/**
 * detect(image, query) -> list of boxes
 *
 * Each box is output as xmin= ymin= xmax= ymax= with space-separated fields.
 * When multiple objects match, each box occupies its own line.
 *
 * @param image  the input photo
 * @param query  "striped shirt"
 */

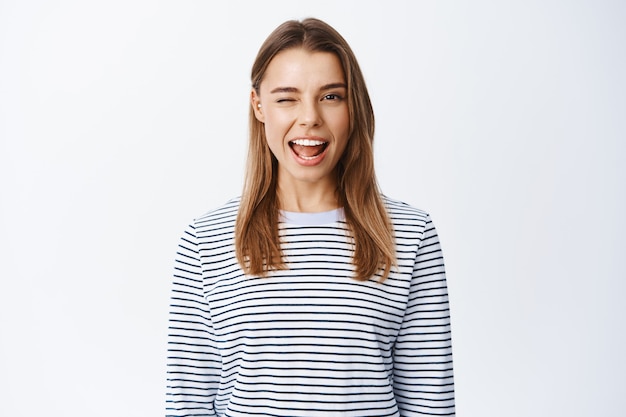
xmin=166 ymin=196 xmax=455 ymax=416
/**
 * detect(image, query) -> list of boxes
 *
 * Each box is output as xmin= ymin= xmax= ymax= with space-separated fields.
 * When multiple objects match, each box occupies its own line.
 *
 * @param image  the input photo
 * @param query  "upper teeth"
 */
xmin=291 ymin=139 xmax=325 ymax=146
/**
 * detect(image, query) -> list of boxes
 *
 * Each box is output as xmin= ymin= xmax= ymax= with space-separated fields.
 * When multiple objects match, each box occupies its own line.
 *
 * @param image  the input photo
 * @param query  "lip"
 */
xmin=288 ymin=136 xmax=329 ymax=167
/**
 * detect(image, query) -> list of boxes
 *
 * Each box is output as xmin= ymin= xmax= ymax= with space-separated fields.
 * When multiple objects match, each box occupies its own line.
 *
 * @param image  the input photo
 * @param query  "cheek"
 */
xmin=333 ymin=112 xmax=351 ymax=157
xmin=263 ymin=118 xmax=287 ymax=155
xmin=262 ymin=111 xmax=290 ymax=137
xmin=332 ymin=111 xmax=351 ymax=140
xmin=329 ymin=105 xmax=349 ymax=129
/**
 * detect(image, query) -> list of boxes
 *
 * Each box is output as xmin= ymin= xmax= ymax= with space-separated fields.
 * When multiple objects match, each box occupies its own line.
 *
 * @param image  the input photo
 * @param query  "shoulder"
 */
xmin=194 ymin=196 xmax=240 ymax=220
xmin=189 ymin=196 xmax=241 ymax=237
xmin=381 ymin=195 xmax=434 ymax=241
xmin=382 ymin=195 xmax=430 ymax=223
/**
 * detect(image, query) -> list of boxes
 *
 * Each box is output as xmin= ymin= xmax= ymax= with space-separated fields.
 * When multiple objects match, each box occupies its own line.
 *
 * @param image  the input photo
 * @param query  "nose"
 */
xmin=298 ymin=100 xmax=322 ymax=128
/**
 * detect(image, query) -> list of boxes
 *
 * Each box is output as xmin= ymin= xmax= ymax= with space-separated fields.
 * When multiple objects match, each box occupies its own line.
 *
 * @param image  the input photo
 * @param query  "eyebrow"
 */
xmin=269 ymin=83 xmax=347 ymax=94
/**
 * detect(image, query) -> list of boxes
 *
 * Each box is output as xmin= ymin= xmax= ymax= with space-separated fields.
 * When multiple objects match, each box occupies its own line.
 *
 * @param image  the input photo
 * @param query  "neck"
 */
xmin=276 ymin=177 xmax=340 ymax=213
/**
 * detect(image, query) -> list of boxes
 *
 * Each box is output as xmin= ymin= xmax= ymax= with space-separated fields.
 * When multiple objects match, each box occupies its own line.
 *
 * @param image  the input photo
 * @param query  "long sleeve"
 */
xmin=166 ymin=224 xmax=220 ymax=417
xmin=393 ymin=215 xmax=455 ymax=416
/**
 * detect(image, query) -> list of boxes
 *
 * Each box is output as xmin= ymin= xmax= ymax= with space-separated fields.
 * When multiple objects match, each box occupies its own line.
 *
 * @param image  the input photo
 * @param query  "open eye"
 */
xmin=323 ymin=93 xmax=343 ymax=101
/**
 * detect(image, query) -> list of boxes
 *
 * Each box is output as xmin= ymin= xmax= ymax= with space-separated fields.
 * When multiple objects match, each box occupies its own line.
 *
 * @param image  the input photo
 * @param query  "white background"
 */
xmin=1 ymin=1 xmax=624 ymax=416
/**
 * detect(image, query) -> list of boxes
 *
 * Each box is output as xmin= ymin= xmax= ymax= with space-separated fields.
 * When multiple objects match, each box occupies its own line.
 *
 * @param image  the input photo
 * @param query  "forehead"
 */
xmin=260 ymin=48 xmax=345 ymax=91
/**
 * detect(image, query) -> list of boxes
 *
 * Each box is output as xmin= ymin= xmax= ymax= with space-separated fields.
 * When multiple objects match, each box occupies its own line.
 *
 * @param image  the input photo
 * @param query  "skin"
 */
xmin=251 ymin=48 xmax=350 ymax=213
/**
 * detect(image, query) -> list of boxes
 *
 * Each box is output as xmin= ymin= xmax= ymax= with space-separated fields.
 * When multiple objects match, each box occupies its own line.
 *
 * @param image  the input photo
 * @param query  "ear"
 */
xmin=251 ymin=89 xmax=264 ymax=123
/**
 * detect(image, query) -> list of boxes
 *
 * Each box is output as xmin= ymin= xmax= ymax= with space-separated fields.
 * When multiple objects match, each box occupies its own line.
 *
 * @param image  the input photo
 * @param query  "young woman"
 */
xmin=167 ymin=18 xmax=455 ymax=417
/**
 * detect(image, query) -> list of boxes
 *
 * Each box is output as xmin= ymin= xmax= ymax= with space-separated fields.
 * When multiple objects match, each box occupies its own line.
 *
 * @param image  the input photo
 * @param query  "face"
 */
xmin=251 ymin=48 xmax=350 ymax=190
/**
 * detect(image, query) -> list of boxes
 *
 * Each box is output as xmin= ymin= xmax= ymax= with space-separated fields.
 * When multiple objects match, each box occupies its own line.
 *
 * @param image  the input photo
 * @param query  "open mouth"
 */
xmin=289 ymin=138 xmax=329 ymax=160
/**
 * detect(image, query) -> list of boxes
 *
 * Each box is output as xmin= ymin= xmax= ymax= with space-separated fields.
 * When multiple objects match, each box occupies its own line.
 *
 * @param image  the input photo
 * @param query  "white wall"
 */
xmin=1 ymin=1 xmax=624 ymax=416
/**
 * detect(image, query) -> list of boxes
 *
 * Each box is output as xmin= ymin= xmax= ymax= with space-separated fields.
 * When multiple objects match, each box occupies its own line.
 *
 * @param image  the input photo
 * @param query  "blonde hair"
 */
xmin=235 ymin=18 xmax=395 ymax=282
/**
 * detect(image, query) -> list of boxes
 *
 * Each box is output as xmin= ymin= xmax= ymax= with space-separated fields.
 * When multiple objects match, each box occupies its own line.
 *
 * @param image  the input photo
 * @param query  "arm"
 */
xmin=166 ymin=224 xmax=220 ymax=417
xmin=393 ymin=215 xmax=455 ymax=416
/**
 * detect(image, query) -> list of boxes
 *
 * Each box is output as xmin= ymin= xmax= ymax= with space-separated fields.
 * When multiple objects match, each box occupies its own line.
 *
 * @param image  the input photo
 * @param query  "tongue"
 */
xmin=292 ymin=144 xmax=325 ymax=158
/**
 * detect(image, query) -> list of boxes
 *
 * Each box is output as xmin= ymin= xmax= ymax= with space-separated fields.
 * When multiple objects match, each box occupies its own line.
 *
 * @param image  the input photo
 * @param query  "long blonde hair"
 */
xmin=235 ymin=18 xmax=395 ymax=282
